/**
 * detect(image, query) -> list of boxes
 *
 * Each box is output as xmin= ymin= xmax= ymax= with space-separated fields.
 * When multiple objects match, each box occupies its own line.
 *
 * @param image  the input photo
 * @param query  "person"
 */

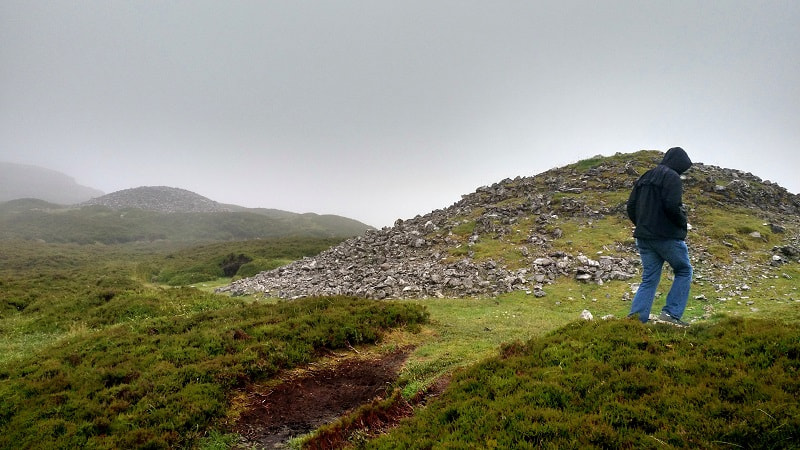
xmin=626 ymin=147 xmax=693 ymax=326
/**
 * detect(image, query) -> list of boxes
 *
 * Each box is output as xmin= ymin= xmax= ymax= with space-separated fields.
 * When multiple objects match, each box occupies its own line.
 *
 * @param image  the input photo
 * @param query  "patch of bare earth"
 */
xmin=304 ymin=374 xmax=451 ymax=449
xmin=231 ymin=348 xmax=438 ymax=449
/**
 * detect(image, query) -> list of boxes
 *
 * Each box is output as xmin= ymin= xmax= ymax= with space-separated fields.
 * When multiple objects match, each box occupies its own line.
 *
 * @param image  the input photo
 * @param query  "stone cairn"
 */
xmin=220 ymin=155 xmax=800 ymax=300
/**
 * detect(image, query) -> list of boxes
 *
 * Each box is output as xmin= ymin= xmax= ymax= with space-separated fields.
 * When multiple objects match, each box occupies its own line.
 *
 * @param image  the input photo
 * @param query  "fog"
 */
xmin=2 ymin=1 xmax=798 ymax=227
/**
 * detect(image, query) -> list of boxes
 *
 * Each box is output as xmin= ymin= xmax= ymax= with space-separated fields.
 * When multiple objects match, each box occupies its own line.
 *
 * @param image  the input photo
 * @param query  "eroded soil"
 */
xmin=231 ymin=348 xmax=412 ymax=449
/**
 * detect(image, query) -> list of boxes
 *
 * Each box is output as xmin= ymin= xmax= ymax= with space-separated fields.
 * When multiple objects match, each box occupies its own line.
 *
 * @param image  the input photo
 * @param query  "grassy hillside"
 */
xmin=0 ymin=203 xmax=371 ymax=244
xmin=0 ymin=239 xmax=427 ymax=449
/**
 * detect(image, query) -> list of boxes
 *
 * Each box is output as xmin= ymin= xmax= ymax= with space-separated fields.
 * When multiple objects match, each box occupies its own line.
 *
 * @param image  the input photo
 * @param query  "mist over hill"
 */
xmin=0 ymin=185 xmax=373 ymax=243
xmin=0 ymin=162 xmax=103 ymax=204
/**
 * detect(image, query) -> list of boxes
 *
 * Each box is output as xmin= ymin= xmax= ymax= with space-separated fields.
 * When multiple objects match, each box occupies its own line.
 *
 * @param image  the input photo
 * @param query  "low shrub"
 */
xmin=235 ymin=258 xmax=293 ymax=278
xmin=149 ymin=237 xmax=342 ymax=285
xmin=370 ymin=317 xmax=800 ymax=448
xmin=0 ymin=296 xmax=428 ymax=449
xmin=220 ymin=253 xmax=252 ymax=277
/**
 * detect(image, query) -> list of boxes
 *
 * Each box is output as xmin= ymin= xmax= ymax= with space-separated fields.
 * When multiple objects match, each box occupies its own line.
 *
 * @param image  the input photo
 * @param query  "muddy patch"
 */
xmin=232 ymin=349 xmax=411 ymax=448
xmin=304 ymin=373 xmax=451 ymax=449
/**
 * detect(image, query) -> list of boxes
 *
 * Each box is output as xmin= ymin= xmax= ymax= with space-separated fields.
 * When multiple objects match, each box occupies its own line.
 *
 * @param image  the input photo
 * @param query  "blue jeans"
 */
xmin=629 ymin=238 xmax=693 ymax=323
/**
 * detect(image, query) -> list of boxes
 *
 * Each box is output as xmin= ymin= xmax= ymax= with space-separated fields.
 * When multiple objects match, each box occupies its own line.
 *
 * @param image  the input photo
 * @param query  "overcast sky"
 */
xmin=2 ymin=1 xmax=798 ymax=227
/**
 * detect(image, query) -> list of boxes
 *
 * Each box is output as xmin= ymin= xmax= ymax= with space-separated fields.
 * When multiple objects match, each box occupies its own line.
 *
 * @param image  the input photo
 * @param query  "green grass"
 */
xmin=689 ymin=263 xmax=800 ymax=322
xmin=689 ymin=204 xmax=778 ymax=263
xmin=394 ymin=279 xmax=633 ymax=397
xmin=549 ymin=214 xmax=632 ymax=255
xmin=566 ymin=155 xmax=608 ymax=171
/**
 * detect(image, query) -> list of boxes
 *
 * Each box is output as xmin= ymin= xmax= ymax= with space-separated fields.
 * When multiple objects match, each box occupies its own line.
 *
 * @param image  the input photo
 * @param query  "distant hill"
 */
xmin=80 ymin=186 xmax=231 ymax=213
xmin=0 ymin=198 xmax=64 ymax=213
xmin=0 ymin=162 xmax=103 ymax=204
xmin=0 ymin=186 xmax=374 ymax=244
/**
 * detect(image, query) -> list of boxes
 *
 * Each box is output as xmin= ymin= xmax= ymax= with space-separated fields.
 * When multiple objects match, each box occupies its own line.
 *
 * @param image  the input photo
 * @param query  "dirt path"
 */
xmin=231 ymin=348 xmax=412 ymax=448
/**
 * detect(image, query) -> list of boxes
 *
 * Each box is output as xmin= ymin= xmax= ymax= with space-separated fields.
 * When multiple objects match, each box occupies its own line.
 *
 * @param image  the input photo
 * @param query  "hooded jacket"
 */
xmin=626 ymin=147 xmax=693 ymax=240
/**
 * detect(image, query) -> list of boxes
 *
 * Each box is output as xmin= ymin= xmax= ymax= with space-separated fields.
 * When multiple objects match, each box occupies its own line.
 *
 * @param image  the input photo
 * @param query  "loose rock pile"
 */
xmin=220 ymin=153 xmax=800 ymax=300
xmin=80 ymin=186 xmax=231 ymax=213
xmin=220 ymin=214 xmax=640 ymax=299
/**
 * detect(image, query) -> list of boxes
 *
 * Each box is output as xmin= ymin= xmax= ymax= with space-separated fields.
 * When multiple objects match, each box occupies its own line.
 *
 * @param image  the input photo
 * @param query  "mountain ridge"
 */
xmin=1 ymin=164 xmax=374 ymax=231
xmin=0 ymin=185 xmax=373 ymax=243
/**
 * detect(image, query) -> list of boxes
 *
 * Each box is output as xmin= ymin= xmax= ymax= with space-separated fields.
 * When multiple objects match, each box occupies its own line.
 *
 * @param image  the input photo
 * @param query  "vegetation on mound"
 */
xmin=369 ymin=317 xmax=800 ymax=449
xmin=433 ymin=150 xmax=798 ymax=278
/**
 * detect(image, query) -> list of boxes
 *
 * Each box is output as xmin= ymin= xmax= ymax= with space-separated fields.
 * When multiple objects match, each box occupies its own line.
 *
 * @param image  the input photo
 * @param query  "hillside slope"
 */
xmin=0 ymin=186 xmax=373 ymax=243
xmin=0 ymin=162 xmax=103 ymax=204
xmin=223 ymin=151 xmax=800 ymax=301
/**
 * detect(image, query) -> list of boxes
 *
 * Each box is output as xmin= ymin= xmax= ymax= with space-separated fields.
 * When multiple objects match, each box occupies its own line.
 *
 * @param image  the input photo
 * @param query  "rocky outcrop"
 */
xmin=220 ymin=152 xmax=800 ymax=300
xmin=80 ymin=186 xmax=231 ymax=213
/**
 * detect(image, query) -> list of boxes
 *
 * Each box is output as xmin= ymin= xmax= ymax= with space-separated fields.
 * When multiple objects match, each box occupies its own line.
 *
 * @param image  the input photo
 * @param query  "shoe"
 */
xmin=657 ymin=312 xmax=689 ymax=327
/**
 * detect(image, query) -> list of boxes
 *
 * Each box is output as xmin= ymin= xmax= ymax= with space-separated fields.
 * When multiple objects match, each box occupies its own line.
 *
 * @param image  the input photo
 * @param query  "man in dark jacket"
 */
xmin=626 ymin=147 xmax=693 ymax=325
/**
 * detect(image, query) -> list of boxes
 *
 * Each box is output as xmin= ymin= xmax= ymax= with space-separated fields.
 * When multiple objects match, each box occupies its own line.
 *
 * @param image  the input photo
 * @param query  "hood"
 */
xmin=661 ymin=147 xmax=692 ymax=174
